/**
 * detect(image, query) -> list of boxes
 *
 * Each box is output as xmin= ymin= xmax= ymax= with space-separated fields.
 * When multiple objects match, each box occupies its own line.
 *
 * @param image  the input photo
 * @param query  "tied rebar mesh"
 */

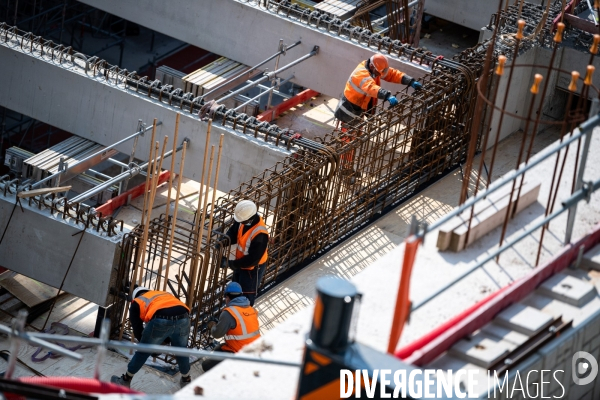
xmin=115 ymin=57 xmax=485 ymax=351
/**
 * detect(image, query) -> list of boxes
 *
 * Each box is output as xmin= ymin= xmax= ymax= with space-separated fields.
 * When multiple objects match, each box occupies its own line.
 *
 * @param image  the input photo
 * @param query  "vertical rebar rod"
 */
xmin=162 ymin=141 xmax=187 ymax=292
xmin=459 ymin=0 xmax=506 ymax=204
xmin=196 ymin=134 xmax=224 ymax=319
xmin=156 ymin=114 xmax=180 ymax=290
xmin=535 ymin=72 xmax=578 ymax=266
xmin=497 ymin=74 xmax=543 ymax=258
xmin=487 ymin=19 xmax=526 ymax=188
xmin=139 ymin=135 xmax=169 ymax=286
xmin=512 ymin=24 xmax=564 ymax=215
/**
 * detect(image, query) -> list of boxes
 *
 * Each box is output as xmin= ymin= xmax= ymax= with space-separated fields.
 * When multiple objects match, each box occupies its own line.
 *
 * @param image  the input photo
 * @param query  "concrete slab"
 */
xmin=76 ymin=0 xmax=430 ymax=99
xmin=480 ymin=323 xmax=530 ymax=347
xmin=0 ymin=42 xmax=290 ymax=193
xmin=447 ymin=333 xmax=512 ymax=369
xmin=495 ymin=304 xmax=554 ymax=336
xmin=581 ymin=243 xmax=600 ymax=271
xmin=538 ymin=273 xmax=597 ymax=307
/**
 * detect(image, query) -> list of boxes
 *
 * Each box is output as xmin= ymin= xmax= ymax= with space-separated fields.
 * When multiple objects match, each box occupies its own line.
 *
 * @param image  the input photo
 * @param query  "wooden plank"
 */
xmin=564 ymin=12 xmax=597 ymax=34
xmin=448 ymin=182 xmax=541 ymax=252
xmin=436 ymin=190 xmax=510 ymax=251
xmin=17 ymin=186 xmax=72 ymax=198
xmin=0 ymin=272 xmax=59 ymax=308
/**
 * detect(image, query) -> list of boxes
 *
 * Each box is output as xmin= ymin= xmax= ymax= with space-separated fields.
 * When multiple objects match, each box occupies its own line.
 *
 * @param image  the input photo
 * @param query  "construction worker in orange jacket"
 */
xmin=220 ymin=200 xmax=268 ymax=306
xmin=334 ymin=53 xmax=423 ymax=124
xmin=111 ymin=287 xmax=192 ymax=388
xmin=202 ymin=282 xmax=261 ymax=372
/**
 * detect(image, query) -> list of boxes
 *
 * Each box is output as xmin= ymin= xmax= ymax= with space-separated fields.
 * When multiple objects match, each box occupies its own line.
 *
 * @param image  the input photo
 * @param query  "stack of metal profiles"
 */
xmin=23 ymin=137 xmax=118 ymax=187
xmin=183 ymin=57 xmax=257 ymax=98
xmin=156 ymin=65 xmax=186 ymax=91
xmin=291 ymin=0 xmax=317 ymax=10
xmin=4 ymin=147 xmax=34 ymax=176
xmin=315 ymin=0 xmax=358 ymax=20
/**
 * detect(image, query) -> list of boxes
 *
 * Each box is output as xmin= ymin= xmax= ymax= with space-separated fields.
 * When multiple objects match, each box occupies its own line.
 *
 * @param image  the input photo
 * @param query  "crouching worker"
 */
xmin=111 ymin=287 xmax=192 ymax=388
xmin=201 ymin=282 xmax=261 ymax=372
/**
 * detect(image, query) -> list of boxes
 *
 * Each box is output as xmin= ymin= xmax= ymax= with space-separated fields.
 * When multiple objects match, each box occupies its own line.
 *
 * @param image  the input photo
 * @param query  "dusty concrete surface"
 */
xmin=184 ymin=124 xmax=600 ymax=399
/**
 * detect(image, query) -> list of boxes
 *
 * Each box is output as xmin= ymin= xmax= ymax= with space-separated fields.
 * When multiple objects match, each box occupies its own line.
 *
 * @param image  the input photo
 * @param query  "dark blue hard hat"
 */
xmin=224 ymin=282 xmax=242 ymax=295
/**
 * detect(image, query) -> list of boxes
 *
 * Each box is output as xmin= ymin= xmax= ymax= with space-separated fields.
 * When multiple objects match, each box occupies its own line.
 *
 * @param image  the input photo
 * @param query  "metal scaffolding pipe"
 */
xmin=68 ymin=140 xmax=185 ymax=205
xmin=216 ymin=46 xmax=319 ymax=104
xmin=202 ymin=40 xmax=302 ymax=100
xmin=233 ymin=75 xmax=294 ymax=112
xmin=29 ymin=122 xmax=159 ymax=190
xmin=372 ymin=0 xmax=419 ymax=26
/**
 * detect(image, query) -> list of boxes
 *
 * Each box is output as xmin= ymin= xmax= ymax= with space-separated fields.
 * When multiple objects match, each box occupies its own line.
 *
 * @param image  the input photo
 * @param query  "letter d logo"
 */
xmin=572 ymin=351 xmax=598 ymax=386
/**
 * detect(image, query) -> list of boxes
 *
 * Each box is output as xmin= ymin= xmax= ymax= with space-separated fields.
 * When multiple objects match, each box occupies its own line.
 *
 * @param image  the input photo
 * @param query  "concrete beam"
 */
xmin=0 ymin=43 xmax=289 ymax=193
xmin=76 ymin=0 xmax=429 ymax=98
xmin=0 ymin=194 xmax=122 ymax=306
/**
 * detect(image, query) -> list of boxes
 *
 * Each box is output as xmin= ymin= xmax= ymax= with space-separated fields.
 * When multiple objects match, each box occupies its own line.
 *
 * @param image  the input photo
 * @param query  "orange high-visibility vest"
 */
xmin=133 ymin=291 xmax=190 ymax=323
xmin=235 ymin=216 xmax=268 ymax=269
xmin=221 ymin=305 xmax=261 ymax=352
xmin=343 ymin=60 xmax=404 ymax=110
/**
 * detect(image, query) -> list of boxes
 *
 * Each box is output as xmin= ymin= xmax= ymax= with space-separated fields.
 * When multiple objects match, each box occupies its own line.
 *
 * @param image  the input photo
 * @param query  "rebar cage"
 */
xmin=115 ymin=57 xmax=486 ymax=350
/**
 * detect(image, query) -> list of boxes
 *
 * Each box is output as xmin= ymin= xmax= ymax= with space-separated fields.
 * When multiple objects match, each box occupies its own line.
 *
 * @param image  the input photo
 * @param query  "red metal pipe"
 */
xmin=256 ymin=89 xmax=319 ymax=123
xmin=95 ymin=170 xmax=171 ymax=217
xmin=395 ymin=283 xmax=511 ymax=360
xmin=404 ymin=221 xmax=600 ymax=366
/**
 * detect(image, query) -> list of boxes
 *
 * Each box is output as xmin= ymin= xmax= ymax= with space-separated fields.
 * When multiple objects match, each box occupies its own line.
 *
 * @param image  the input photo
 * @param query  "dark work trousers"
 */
xmin=201 ymin=343 xmax=233 ymax=372
xmin=232 ymin=263 xmax=266 ymax=306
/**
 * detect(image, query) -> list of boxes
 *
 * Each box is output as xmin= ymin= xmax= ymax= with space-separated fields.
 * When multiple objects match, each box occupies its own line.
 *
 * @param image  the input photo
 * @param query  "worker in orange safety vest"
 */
xmin=201 ymin=282 xmax=261 ymax=372
xmin=220 ymin=200 xmax=269 ymax=306
xmin=334 ymin=54 xmax=423 ymax=175
xmin=111 ymin=287 xmax=192 ymax=389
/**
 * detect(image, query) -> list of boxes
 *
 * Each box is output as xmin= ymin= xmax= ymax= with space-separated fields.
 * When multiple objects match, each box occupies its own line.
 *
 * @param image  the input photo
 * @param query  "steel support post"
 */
xmin=564 ymin=99 xmax=599 ymax=243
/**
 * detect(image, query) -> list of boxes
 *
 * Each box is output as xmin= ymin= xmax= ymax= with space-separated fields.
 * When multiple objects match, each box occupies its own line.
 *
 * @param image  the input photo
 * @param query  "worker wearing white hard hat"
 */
xmin=220 ymin=200 xmax=269 ymax=306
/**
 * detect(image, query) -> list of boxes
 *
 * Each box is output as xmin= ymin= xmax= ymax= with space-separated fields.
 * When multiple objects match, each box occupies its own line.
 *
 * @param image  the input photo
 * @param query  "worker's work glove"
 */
xmin=410 ymin=80 xmax=423 ymax=91
xmin=387 ymin=96 xmax=399 ymax=106
xmin=207 ymin=318 xmax=219 ymax=332
xmin=220 ymin=257 xmax=229 ymax=269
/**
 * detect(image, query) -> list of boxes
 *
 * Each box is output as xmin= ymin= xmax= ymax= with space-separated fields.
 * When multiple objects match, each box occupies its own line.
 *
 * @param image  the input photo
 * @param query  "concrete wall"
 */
xmin=0 ymin=194 xmax=121 ymax=306
xmin=0 ymin=43 xmax=289 ymax=193
xmin=76 ymin=0 xmax=429 ymax=99
xmin=426 ymin=0 xmax=543 ymax=31
xmin=485 ymin=43 xmax=597 ymax=150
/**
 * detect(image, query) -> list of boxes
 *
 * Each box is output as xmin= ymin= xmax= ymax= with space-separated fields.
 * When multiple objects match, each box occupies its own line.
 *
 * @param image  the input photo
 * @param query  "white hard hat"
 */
xmin=234 ymin=200 xmax=257 ymax=222
xmin=132 ymin=286 xmax=149 ymax=299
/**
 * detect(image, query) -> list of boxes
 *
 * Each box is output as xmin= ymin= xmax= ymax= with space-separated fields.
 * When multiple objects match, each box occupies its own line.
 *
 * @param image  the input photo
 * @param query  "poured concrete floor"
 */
xmin=185 ymin=124 xmax=600 ymax=399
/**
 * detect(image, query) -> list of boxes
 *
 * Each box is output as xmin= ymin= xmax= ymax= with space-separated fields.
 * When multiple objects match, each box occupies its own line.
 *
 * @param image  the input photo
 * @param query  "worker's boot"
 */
xmin=110 ymin=374 xmax=132 ymax=388
xmin=180 ymin=375 xmax=192 ymax=388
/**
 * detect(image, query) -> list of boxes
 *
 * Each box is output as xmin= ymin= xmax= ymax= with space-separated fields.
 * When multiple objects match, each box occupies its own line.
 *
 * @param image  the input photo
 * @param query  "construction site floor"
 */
xmin=182 ymin=124 xmax=600 ymax=399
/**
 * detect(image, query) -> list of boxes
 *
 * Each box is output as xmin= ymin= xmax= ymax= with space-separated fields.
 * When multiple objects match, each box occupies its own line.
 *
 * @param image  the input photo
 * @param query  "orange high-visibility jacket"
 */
xmin=343 ymin=60 xmax=405 ymax=110
xmin=134 ymin=291 xmax=190 ymax=323
xmin=235 ymin=216 xmax=268 ymax=268
xmin=221 ymin=305 xmax=261 ymax=352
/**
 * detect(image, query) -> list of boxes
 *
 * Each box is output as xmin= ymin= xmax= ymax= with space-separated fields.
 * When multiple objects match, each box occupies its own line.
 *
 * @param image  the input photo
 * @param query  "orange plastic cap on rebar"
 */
xmin=516 ymin=20 xmax=526 ymax=40
xmin=530 ymin=74 xmax=543 ymax=94
xmin=591 ymin=35 xmax=600 ymax=55
xmin=554 ymin=23 xmax=565 ymax=43
xmin=585 ymin=65 xmax=595 ymax=86
xmin=495 ymin=55 xmax=507 ymax=76
xmin=595 ymin=0 xmax=600 ymax=8
xmin=569 ymin=71 xmax=580 ymax=92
